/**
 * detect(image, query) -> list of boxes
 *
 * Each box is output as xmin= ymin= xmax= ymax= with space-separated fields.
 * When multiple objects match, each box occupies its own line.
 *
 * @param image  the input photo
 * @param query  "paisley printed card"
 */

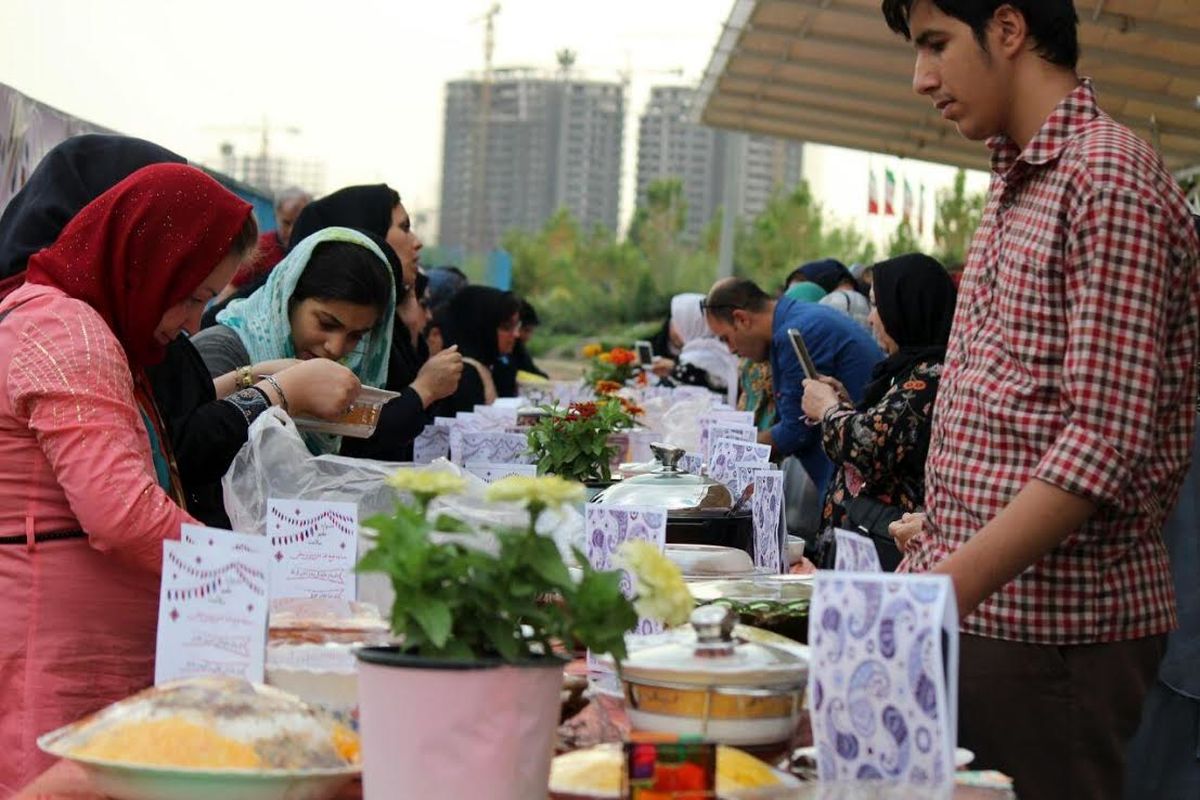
xmin=807 ymin=573 xmax=959 ymax=786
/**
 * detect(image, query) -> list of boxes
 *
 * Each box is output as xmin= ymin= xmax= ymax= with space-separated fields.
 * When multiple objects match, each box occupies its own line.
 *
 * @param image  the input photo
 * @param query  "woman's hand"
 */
xmin=650 ymin=356 xmax=675 ymax=378
xmin=789 ymin=556 xmax=817 ymax=575
xmin=818 ymin=375 xmax=851 ymax=404
xmin=889 ymin=512 xmax=926 ymax=553
xmin=411 ymin=346 xmax=463 ymax=406
xmin=268 ymin=360 xmax=362 ymax=420
xmin=801 ymin=378 xmax=841 ymax=421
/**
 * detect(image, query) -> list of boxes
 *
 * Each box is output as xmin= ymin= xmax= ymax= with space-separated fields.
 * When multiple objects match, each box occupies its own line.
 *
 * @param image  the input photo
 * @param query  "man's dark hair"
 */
xmin=881 ymin=0 xmax=1079 ymax=69
xmin=703 ymin=279 xmax=772 ymax=324
xmin=519 ymin=299 xmax=540 ymax=328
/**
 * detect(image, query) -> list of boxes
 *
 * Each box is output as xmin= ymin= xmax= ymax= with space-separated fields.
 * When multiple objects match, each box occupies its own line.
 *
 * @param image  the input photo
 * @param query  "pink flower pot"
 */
xmin=356 ymin=648 xmax=565 ymax=799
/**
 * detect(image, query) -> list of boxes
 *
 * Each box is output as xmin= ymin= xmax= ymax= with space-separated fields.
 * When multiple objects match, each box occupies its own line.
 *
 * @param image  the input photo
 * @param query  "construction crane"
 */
xmin=204 ymin=117 xmax=301 ymax=194
xmin=469 ymin=3 xmax=501 ymax=254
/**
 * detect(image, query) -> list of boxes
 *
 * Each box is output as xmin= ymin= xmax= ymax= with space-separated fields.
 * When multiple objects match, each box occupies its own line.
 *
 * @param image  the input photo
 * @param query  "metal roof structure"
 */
xmin=697 ymin=0 xmax=1200 ymax=172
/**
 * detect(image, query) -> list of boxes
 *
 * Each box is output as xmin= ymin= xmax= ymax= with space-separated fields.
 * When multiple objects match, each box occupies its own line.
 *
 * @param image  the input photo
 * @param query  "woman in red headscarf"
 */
xmin=0 ymin=163 xmax=256 ymax=790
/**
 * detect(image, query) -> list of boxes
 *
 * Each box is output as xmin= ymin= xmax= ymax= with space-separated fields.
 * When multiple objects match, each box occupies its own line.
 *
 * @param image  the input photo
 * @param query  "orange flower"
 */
xmin=595 ymin=380 xmax=622 ymax=395
xmin=608 ymin=348 xmax=638 ymax=366
xmin=569 ymin=402 xmax=599 ymax=420
xmin=618 ymin=397 xmax=644 ymax=417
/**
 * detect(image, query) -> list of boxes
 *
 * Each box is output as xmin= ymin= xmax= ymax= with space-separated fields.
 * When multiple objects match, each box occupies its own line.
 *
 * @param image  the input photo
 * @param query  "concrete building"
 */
xmin=438 ymin=69 xmax=624 ymax=252
xmin=635 ymin=85 xmax=804 ymax=242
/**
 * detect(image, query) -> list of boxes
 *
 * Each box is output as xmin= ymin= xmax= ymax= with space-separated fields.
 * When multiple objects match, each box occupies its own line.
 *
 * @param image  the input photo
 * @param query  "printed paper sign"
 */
xmin=734 ymin=461 xmax=775 ymax=500
xmin=704 ymin=422 xmax=757 ymax=468
xmin=709 ymin=437 xmax=772 ymax=490
xmin=463 ymin=462 xmax=537 ymax=483
xmin=459 ymin=431 xmax=533 ymax=465
xmin=751 ymin=471 xmax=786 ymax=573
xmin=412 ymin=426 xmax=451 ymax=463
xmin=585 ymin=503 xmax=669 ymax=689
xmin=679 ymin=451 xmax=704 ymax=476
xmin=181 ymin=524 xmax=269 ymax=558
xmin=156 ymin=536 xmax=269 ymax=685
xmin=448 ymin=413 xmax=482 ymax=464
xmin=585 ymin=503 xmax=668 ymax=637
xmin=698 ymin=411 xmax=756 ymax=455
xmin=473 ymin=404 xmax=520 ymax=429
xmin=834 ymin=528 xmax=882 ymax=573
xmin=267 ymin=499 xmax=359 ymax=601
xmin=808 ymin=573 xmax=959 ymax=786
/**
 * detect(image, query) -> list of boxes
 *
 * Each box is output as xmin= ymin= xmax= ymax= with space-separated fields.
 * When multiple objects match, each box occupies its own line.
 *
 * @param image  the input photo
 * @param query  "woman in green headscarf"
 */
xmin=191 ymin=226 xmax=396 ymax=453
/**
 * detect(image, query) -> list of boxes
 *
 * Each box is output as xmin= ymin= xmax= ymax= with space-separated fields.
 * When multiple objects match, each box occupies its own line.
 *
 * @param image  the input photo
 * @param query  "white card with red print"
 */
xmin=155 ymin=533 xmax=269 ymax=685
xmin=835 ymin=528 xmax=882 ymax=572
xmin=266 ymin=499 xmax=359 ymax=601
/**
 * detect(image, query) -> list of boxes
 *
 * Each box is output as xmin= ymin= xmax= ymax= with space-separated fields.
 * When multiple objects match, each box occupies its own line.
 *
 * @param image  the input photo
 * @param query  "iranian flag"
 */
xmin=885 ymin=168 xmax=896 ymax=215
xmin=903 ymin=177 xmax=914 ymax=222
xmin=868 ymin=169 xmax=879 ymax=215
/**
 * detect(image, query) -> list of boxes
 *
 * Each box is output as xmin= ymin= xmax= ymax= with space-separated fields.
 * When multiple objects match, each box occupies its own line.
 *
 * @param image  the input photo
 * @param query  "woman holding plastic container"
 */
xmin=0 ymin=164 xmax=260 ymax=790
xmin=190 ymin=226 xmax=396 ymax=455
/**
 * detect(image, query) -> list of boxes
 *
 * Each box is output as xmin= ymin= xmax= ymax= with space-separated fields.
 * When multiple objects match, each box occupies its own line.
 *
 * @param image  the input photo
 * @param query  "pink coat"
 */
xmin=0 ymin=284 xmax=196 ymax=791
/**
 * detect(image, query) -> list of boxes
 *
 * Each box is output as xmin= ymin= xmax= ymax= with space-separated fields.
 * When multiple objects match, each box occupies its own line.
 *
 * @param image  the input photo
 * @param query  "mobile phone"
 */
xmin=635 ymin=340 xmax=654 ymax=367
xmin=786 ymin=328 xmax=819 ymax=381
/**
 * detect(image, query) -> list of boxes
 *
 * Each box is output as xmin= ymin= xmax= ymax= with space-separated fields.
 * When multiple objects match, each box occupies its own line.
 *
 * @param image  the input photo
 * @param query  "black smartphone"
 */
xmin=786 ymin=327 xmax=819 ymax=381
xmin=635 ymin=340 xmax=654 ymax=367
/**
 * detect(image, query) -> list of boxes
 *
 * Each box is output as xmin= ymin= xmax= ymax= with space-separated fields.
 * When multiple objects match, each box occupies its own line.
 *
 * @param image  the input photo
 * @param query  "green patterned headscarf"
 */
xmin=216 ymin=226 xmax=396 ymax=453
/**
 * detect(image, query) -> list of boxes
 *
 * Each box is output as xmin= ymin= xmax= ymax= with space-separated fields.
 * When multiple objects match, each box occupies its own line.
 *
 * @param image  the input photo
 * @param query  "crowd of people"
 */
xmin=0 ymin=1 xmax=1196 ymax=798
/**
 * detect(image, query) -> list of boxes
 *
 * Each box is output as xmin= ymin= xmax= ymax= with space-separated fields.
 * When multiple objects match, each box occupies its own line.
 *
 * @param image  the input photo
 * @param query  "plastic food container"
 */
xmin=292 ymin=386 xmax=400 ymax=438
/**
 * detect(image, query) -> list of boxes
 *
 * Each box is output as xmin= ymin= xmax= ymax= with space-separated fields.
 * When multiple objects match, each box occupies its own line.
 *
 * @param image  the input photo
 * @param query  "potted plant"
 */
xmin=526 ymin=398 xmax=636 ymax=493
xmin=582 ymin=343 xmax=639 ymax=390
xmin=354 ymin=470 xmax=691 ymax=799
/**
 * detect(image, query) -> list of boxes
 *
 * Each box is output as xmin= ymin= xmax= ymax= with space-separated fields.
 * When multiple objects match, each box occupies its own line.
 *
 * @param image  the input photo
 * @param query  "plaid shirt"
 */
xmin=905 ymin=81 xmax=1200 ymax=645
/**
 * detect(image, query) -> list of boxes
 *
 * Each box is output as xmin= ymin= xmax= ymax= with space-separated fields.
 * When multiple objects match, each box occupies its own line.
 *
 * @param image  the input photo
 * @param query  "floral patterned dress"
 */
xmin=819 ymin=360 xmax=943 ymax=534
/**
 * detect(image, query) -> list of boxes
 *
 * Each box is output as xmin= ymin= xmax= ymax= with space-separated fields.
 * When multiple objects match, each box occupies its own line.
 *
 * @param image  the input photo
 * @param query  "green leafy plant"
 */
xmin=526 ymin=399 xmax=635 ymax=484
xmin=357 ymin=471 xmax=641 ymax=662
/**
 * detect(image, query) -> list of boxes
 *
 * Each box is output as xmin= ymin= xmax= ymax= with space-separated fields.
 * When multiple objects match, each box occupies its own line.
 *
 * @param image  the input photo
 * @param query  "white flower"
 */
xmin=385 ymin=469 xmax=467 ymax=498
xmin=485 ymin=475 xmax=585 ymax=509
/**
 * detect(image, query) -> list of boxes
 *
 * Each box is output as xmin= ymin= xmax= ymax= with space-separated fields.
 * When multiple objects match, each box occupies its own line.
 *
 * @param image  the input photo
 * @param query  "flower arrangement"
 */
xmin=582 ymin=343 xmax=639 ymax=389
xmin=526 ymin=398 xmax=636 ymax=484
xmin=358 ymin=470 xmax=691 ymax=662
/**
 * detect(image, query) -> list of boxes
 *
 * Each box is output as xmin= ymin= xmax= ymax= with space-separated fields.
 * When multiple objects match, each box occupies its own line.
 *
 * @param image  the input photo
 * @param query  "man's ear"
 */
xmin=991 ymin=3 xmax=1030 ymax=60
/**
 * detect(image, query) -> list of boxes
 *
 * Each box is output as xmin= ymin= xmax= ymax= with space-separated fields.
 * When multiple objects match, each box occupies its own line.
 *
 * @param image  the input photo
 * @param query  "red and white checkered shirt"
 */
xmin=904 ymin=81 xmax=1200 ymax=645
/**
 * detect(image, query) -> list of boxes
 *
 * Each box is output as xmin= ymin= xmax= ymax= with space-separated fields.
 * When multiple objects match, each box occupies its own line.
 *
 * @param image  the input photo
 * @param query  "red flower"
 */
xmin=595 ymin=380 xmax=622 ymax=395
xmin=608 ymin=348 xmax=638 ymax=366
xmin=569 ymin=402 xmax=598 ymax=420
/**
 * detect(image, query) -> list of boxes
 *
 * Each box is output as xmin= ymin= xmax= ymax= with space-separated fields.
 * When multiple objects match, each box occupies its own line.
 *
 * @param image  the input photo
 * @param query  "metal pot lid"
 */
xmin=592 ymin=443 xmax=733 ymax=514
xmin=616 ymin=606 xmax=808 ymax=688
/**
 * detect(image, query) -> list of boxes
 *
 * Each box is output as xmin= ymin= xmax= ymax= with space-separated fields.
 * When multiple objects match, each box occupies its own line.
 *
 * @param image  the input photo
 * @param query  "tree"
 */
xmin=886 ymin=219 xmax=921 ymax=257
xmin=933 ymin=169 xmax=985 ymax=267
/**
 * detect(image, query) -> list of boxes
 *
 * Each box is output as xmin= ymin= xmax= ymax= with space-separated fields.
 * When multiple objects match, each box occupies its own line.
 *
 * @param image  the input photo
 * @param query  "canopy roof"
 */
xmin=697 ymin=0 xmax=1200 ymax=172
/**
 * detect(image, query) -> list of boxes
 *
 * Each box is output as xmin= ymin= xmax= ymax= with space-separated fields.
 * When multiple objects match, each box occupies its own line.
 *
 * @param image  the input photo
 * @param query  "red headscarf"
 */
xmin=24 ymin=163 xmax=253 ymax=366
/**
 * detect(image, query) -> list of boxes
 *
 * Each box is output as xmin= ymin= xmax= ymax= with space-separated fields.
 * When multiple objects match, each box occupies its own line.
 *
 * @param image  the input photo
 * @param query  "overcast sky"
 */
xmin=1 ymin=0 xmax=736 ymax=228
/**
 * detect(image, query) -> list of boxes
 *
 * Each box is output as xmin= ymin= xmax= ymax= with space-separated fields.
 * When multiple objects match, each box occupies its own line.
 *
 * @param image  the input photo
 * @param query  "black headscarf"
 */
xmin=0 ymin=134 xmax=185 ymax=277
xmin=440 ymin=285 xmax=520 ymax=367
xmin=862 ymin=253 xmax=957 ymax=408
xmin=287 ymin=184 xmax=398 ymax=253
xmin=798 ymin=258 xmax=854 ymax=294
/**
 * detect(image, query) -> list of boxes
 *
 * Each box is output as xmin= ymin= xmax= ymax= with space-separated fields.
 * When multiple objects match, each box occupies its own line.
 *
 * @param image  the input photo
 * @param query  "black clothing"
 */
xmin=0 ymin=134 xmax=184 ymax=277
xmin=861 ymin=253 xmax=957 ymax=408
xmin=148 ymin=335 xmax=262 ymax=528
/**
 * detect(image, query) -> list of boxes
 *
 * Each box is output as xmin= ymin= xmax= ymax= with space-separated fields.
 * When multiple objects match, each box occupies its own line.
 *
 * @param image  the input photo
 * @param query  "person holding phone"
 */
xmin=702 ymin=277 xmax=882 ymax=498
xmin=799 ymin=254 xmax=957 ymax=570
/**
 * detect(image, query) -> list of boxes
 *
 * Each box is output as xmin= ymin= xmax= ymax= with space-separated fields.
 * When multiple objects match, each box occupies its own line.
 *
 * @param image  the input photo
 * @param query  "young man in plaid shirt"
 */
xmin=882 ymin=2 xmax=1200 ymax=797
